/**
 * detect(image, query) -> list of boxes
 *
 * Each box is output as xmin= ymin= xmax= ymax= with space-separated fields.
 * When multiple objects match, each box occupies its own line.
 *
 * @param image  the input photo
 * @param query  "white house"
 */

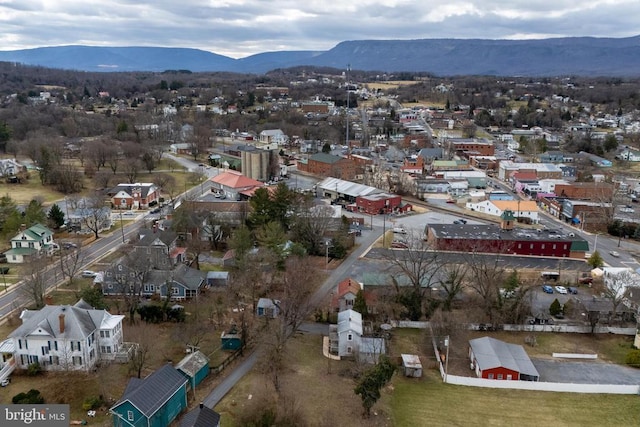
xmin=334 ymin=309 xmax=362 ymax=357
xmin=7 ymin=300 xmax=125 ymax=372
xmin=4 ymin=223 xmax=56 ymax=264
xmin=616 ymin=149 xmax=640 ymax=162
xmin=259 ymin=129 xmax=288 ymax=146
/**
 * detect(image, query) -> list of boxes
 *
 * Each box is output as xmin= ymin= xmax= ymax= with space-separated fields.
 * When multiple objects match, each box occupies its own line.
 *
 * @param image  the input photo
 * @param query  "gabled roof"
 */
xmin=180 ymin=405 xmax=220 ymax=427
xmin=337 ymin=309 xmax=362 ymax=335
xmin=12 ymin=223 xmax=53 ymax=242
xmin=109 ymin=183 xmax=158 ymax=198
xmin=317 ymin=177 xmax=380 ymax=198
xmin=211 ymin=171 xmax=263 ymax=189
xmin=175 ymin=350 xmax=209 ymax=378
xmin=135 ymin=229 xmax=177 ymax=248
xmin=113 ymin=364 xmax=188 ymax=418
xmin=336 ymin=278 xmax=362 ymax=298
xmin=469 ymin=337 xmax=539 ymax=378
xmin=147 ymin=264 xmax=206 ymax=291
xmin=9 ymin=304 xmax=123 ymax=340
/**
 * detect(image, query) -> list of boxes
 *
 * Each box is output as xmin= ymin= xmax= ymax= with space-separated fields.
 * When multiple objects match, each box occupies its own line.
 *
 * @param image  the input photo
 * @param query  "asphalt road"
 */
xmin=203 ymin=219 xmax=384 ymax=409
xmin=532 ymin=358 xmax=640 ymax=384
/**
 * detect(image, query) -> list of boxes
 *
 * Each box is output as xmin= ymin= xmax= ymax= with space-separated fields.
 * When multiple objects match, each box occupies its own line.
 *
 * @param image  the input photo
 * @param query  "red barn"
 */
xmin=469 ymin=337 xmax=539 ymax=381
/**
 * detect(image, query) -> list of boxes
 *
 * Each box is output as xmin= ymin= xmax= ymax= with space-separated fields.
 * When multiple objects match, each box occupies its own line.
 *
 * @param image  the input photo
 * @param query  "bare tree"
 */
xmin=602 ymin=269 xmax=640 ymax=322
xmin=127 ymin=324 xmax=156 ymax=378
xmin=21 ymin=257 xmax=49 ymax=309
xmin=58 ymin=247 xmax=85 ymax=286
xmin=80 ymin=194 xmax=111 ymax=239
xmin=111 ymin=250 xmax=153 ymax=325
xmin=382 ymin=233 xmax=443 ymax=320
xmin=122 ymin=158 xmax=142 ymax=183
xmin=466 ymin=247 xmax=508 ymax=323
xmin=438 ymin=263 xmax=467 ymax=311
xmin=260 ymin=255 xmax=319 ymax=393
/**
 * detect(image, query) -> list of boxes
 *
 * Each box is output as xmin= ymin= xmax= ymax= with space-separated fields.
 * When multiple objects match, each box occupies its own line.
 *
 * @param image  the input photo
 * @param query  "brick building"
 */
xmin=297 ymin=153 xmax=356 ymax=180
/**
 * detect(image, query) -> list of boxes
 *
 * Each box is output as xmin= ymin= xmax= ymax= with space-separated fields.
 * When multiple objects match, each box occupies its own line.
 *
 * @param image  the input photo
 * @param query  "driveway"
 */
xmin=532 ymin=359 xmax=640 ymax=385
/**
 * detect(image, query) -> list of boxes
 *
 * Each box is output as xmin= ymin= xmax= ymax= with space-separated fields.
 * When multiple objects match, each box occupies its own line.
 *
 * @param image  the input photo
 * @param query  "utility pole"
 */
xmin=444 ymin=336 xmax=450 ymax=383
xmin=345 ymin=64 xmax=351 ymax=151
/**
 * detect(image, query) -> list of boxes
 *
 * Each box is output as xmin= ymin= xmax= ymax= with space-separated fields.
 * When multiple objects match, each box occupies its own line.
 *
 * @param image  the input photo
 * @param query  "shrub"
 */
xmin=13 ymin=389 xmax=45 ymax=404
xmin=82 ymin=396 xmax=104 ymax=410
xmin=549 ymin=298 xmax=562 ymax=316
xmin=26 ymin=362 xmax=42 ymax=376
xmin=625 ymin=349 xmax=640 ymax=368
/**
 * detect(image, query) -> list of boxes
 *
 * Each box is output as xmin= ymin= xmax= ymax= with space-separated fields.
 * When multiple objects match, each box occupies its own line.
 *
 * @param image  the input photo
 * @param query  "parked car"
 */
xmin=392 ymin=227 xmax=407 ymax=234
xmin=542 ymin=285 xmax=554 ymax=294
xmin=578 ymin=276 xmax=593 ymax=284
xmin=1 ymin=378 xmax=10 ymax=387
xmin=391 ymin=241 xmax=409 ymax=249
xmin=554 ymin=285 xmax=568 ymax=294
xmin=62 ymin=242 xmax=78 ymax=250
xmin=567 ymin=287 xmax=578 ymax=294
xmin=453 ymin=219 xmax=467 ymax=224
xmin=610 ymin=251 xmax=620 ymax=257
xmin=0 ymin=267 xmax=9 ymax=275
xmin=0 ymin=254 xmax=6 ymax=263
xmin=620 ymin=206 xmax=635 ymax=213
xmin=81 ymin=270 xmax=97 ymax=278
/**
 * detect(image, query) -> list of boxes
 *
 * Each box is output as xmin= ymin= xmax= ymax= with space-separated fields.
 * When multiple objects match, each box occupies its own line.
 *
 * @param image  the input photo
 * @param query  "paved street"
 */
xmin=532 ymin=359 xmax=640 ymax=385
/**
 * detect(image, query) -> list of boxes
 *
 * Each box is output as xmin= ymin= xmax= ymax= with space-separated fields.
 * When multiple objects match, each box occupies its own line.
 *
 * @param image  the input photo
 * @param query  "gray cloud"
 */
xmin=0 ymin=1 xmax=638 ymax=58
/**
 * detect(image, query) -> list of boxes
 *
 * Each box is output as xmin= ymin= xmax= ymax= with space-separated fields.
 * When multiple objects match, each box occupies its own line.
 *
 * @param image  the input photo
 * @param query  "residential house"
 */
xmin=128 ymin=229 xmax=181 ymax=270
xmin=8 ymin=300 xmax=124 ymax=372
xmin=468 ymin=336 xmax=539 ymax=381
xmin=0 ymin=158 xmax=25 ymax=177
xmin=578 ymin=151 xmax=613 ymax=167
xmin=330 ymin=278 xmax=375 ymax=313
xmin=616 ymin=148 xmax=640 ymax=162
xmin=4 ymin=223 xmax=56 ymax=264
xmin=176 ymin=350 xmax=210 ymax=391
xmin=64 ymin=203 xmax=112 ymax=235
xmin=256 ymin=298 xmax=279 ymax=318
xmin=538 ymin=151 xmax=566 ymax=163
xmin=259 ymin=129 xmax=288 ymax=146
xmin=101 ymin=263 xmax=205 ymax=301
xmin=210 ymin=170 xmax=264 ymax=201
xmin=109 ymin=183 xmax=160 ymax=210
xmin=328 ymin=309 xmax=385 ymax=362
xmin=179 ymin=403 xmax=221 ymax=427
xmin=111 ymin=364 xmax=188 ymax=427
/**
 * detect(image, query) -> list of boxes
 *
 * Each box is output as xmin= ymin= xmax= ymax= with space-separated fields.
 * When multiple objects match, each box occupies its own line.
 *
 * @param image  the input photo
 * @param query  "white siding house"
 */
xmin=8 ymin=300 xmax=124 ymax=372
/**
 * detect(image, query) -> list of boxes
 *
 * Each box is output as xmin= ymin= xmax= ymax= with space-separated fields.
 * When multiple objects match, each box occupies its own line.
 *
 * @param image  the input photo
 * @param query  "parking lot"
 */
xmin=533 ymin=359 xmax=640 ymax=385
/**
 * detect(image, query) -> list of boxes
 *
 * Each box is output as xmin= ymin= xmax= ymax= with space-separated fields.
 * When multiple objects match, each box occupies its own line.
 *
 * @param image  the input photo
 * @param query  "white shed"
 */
xmin=401 ymin=354 xmax=423 ymax=378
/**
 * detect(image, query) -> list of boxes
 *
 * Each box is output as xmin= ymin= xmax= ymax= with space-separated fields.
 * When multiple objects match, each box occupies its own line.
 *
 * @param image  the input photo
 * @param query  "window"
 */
xmin=347 ymin=334 xmax=353 ymax=341
xmin=72 ymin=356 xmax=82 ymax=365
xmin=172 ymin=287 xmax=180 ymax=295
xmin=488 ymin=373 xmax=494 ymax=379
xmin=497 ymin=374 xmax=503 ymax=380
xmin=347 ymin=346 xmax=353 ymax=354
xmin=127 ymin=411 xmax=134 ymax=421
xmin=507 ymin=374 xmax=513 ymax=380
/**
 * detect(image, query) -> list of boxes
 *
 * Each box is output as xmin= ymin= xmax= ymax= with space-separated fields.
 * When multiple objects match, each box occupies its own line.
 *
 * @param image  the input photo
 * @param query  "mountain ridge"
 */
xmin=1 ymin=35 xmax=639 ymax=76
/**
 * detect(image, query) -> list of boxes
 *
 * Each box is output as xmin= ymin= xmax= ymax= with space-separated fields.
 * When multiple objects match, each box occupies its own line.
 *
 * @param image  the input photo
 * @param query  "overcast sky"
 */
xmin=1 ymin=1 xmax=638 ymax=58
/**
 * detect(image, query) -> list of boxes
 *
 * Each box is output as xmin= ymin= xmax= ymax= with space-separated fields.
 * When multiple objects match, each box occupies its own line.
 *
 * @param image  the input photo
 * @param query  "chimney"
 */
xmin=199 ymin=402 xmax=204 ymax=409
xmin=59 ymin=313 xmax=65 ymax=334
xmin=20 ymin=223 xmax=27 ymax=231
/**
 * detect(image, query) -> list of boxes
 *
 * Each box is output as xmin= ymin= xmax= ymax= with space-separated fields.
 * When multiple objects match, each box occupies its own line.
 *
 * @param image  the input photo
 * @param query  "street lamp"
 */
xmin=444 ymin=336 xmax=450 ymax=383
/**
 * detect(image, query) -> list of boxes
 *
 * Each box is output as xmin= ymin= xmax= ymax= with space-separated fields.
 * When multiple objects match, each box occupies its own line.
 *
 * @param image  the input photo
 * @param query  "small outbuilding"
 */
xmin=469 ymin=336 xmax=539 ymax=381
xmin=206 ymin=271 xmax=229 ymax=287
xmin=180 ymin=403 xmax=221 ymax=427
xmin=401 ymin=354 xmax=423 ymax=378
xmin=256 ymin=298 xmax=279 ymax=318
xmin=221 ymin=326 xmax=243 ymax=351
xmin=175 ymin=350 xmax=210 ymax=390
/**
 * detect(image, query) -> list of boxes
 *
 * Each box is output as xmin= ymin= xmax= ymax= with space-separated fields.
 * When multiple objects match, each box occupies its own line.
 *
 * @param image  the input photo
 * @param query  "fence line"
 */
xmin=552 ymin=353 xmax=598 ymax=359
xmin=444 ymin=374 xmax=640 ymax=394
xmin=391 ymin=321 xmax=636 ymax=335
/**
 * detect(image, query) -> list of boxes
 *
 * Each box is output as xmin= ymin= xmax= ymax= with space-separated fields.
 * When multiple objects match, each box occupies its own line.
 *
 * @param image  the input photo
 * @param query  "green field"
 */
xmin=391 ymin=371 xmax=640 ymax=427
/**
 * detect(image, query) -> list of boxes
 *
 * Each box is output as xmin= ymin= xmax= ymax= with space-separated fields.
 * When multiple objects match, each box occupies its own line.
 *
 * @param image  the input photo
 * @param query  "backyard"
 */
xmin=215 ymin=328 xmax=640 ymax=427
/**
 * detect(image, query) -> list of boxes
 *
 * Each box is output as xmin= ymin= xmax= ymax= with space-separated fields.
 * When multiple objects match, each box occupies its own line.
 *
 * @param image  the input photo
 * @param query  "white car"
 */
xmin=554 ymin=286 xmax=568 ymax=294
xmin=81 ymin=270 xmax=97 ymax=278
xmin=610 ymin=251 xmax=620 ymax=257
xmin=620 ymin=207 xmax=635 ymax=213
xmin=392 ymin=227 xmax=407 ymax=234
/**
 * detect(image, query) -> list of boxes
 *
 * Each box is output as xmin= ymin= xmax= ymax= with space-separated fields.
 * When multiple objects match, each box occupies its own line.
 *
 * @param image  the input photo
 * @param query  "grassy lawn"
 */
xmin=215 ymin=327 xmax=640 ymax=427
xmin=391 ymin=370 xmax=640 ymax=427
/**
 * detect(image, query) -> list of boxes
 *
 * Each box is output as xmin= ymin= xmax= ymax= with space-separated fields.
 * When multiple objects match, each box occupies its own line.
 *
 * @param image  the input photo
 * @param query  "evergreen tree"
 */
xmin=322 ymin=142 xmax=331 ymax=153
xmin=353 ymin=289 xmax=368 ymax=317
xmin=549 ymin=298 xmax=562 ymax=316
xmin=24 ymin=199 xmax=46 ymax=226
xmin=47 ymin=203 xmax=66 ymax=229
